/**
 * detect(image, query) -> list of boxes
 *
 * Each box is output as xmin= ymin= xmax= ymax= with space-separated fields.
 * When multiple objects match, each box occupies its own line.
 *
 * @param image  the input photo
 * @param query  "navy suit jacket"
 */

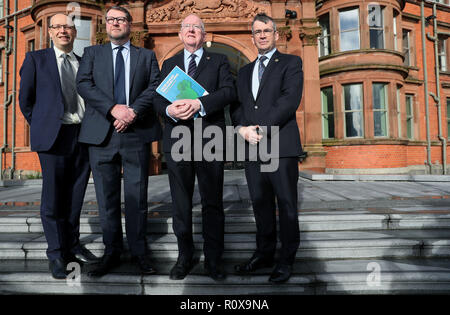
xmin=153 ymin=50 xmax=236 ymax=153
xmin=19 ymin=48 xmax=80 ymax=152
xmin=76 ymin=43 xmax=162 ymax=145
xmin=231 ymin=50 xmax=304 ymax=158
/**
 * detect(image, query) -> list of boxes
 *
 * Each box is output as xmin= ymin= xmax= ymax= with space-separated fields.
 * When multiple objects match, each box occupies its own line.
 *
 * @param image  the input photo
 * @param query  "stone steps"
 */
xmin=1 ymin=258 xmax=450 ymax=295
xmin=1 ymin=229 xmax=450 ymax=261
xmin=1 ymin=209 xmax=450 ymax=294
xmin=2 ymin=213 xmax=450 ymax=234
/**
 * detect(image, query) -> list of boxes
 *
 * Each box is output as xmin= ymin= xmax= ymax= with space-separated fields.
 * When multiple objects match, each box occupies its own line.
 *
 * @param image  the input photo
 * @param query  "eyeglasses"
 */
xmin=181 ymin=23 xmax=203 ymax=31
xmin=49 ymin=24 xmax=75 ymax=31
xmin=252 ymin=28 xmax=275 ymax=37
xmin=106 ymin=17 xmax=128 ymax=25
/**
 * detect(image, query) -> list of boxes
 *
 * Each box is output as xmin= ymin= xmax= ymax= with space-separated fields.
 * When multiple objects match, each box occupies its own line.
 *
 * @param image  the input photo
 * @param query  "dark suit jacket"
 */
xmin=76 ymin=43 xmax=162 ymax=145
xmin=231 ymin=50 xmax=304 ymax=158
xmin=153 ymin=50 xmax=236 ymax=153
xmin=19 ymin=48 xmax=81 ymax=152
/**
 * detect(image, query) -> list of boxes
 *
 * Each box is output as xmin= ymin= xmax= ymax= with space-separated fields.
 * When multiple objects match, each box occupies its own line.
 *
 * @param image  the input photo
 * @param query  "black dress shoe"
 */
xmin=234 ymin=255 xmax=274 ymax=274
xmin=87 ymin=254 xmax=121 ymax=278
xmin=49 ymin=258 xmax=67 ymax=280
xmin=74 ymin=247 xmax=99 ymax=264
xmin=170 ymin=257 xmax=197 ymax=280
xmin=66 ymin=247 xmax=99 ymax=265
xmin=269 ymin=264 xmax=292 ymax=284
xmin=134 ymin=255 xmax=157 ymax=275
xmin=205 ymin=262 xmax=227 ymax=281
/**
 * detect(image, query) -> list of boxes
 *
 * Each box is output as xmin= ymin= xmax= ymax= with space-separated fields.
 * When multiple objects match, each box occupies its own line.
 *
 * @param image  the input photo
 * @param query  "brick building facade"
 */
xmin=0 ymin=0 xmax=449 ymax=178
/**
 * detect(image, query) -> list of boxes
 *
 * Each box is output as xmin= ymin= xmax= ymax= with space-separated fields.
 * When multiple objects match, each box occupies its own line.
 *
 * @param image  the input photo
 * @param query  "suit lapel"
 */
xmin=193 ymin=50 xmax=208 ymax=80
xmin=256 ymin=50 xmax=281 ymax=100
xmin=129 ymin=45 xmax=139 ymax=93
xmin=247 ymin=60 xmax=257 ymax=102
xmin=47 ymin=48 xmax=63 ymax=94
xmin=102 ymin=43 xmax=114 ymax=92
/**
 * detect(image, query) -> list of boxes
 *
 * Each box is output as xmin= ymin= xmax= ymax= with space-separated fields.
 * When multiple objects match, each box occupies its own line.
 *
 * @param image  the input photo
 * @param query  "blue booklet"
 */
xmin=156 ymin=65 xmax=208 ymax=102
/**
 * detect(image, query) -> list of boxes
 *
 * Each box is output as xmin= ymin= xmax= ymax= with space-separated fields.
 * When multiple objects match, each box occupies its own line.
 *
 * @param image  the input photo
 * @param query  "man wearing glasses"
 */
xmin=231 ymin=13 xmax=304 ymax=284
xmin=154 ymin=14 xmax=236 ymax=281
xmin=77 ymin=6 xmax=162 ymax=277
xmin=19 ymin=13 xmax=95 ymax=279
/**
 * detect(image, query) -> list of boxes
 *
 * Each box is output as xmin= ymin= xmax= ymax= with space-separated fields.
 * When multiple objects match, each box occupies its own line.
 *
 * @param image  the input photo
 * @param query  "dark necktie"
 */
xmin=258 ymin=55 xmax=268 ymax=82
xmin=187 ymin=54 xmax=197 ymax=77
xmin=114 ymin=46 xmax=126 ymax=105
xmin=60 ymin=54 xmax=78 ymax=114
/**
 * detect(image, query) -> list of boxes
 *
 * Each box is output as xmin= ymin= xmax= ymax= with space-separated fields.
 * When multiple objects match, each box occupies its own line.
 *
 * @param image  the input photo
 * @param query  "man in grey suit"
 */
xmin=76 ymin=6 xmax=162 ymax=277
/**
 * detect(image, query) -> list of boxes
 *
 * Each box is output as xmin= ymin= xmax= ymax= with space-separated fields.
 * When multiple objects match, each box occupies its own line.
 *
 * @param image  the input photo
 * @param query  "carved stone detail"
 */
xmin=146 ymin=0 xmax=267 ymax=23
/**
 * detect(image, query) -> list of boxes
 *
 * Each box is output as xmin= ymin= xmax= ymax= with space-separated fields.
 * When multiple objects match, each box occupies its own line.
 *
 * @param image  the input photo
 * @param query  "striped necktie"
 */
xmin=187 ymin=54 xmax=197 ymax=77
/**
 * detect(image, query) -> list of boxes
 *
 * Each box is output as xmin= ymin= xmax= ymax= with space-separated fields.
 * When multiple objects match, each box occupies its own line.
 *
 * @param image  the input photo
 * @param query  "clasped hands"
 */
xmin=111 ymin=104 xmax=137 ymax=133
xmin=167 ymin=99 xmax=201 ymax=120
xmin=239 ymin=125 xmax=263 ymax=145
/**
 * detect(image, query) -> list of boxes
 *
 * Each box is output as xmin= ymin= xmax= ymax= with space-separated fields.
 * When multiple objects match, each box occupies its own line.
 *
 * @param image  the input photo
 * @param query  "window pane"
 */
xmin=341 ymin=30 xmax=360 ymax=51
xmin=323 ymin=115 xmax=335 ymax=139
xmin=321 ymin=87 xmax=334 ymax=139
xmin=370 ymin=29 xmax=384 ymax=49
xmin=373 ymin=83 xmax=387 ymax=110
xmin=374 ymin=111 xmax=387 ymax=137
xmin=403 ymin=30 xmax=410 ymax=66
xmin=344 ymin=84 xmax=363 ymax=110
xmin=340 ymin=9 xmax=359 ymax=31
xmin=73 ymin=17 xmax=91 ymax=57
xmin=319 ymin=15 xmax=330 ymax=57
xmin=345 ymin=112 xmax=363 ymax=137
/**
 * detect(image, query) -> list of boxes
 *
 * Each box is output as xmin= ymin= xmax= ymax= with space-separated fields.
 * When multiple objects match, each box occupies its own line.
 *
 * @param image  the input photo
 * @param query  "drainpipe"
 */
xmin=427 ymin=2 xmax=446 ymax=174
xmin=10 ymin=0 xmax=18 ymax=179
xmin=1 ymin=0 xmax=13 ymax=179
xmin=421 ymin=0 xmax=433 ymax=174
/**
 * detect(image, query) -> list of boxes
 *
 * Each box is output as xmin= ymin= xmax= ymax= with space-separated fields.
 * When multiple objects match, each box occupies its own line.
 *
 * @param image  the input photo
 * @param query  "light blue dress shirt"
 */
xmin=252 ymin=48 xmax=277 ymax=100
xmin=111 ymin=41 xmax=131 ymax=106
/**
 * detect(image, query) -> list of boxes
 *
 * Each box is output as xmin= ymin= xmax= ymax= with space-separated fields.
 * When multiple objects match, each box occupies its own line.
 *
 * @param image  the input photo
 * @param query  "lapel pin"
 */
xmin=206 ymin=56 xmax=210 ymax=60
xmin=275 ymin=58 xmax=279 ymax=62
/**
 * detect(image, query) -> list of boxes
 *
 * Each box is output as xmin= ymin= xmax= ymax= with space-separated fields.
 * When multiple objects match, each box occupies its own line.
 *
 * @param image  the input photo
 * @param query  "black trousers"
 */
xmin=245 ymin=157 xmax=300 ymax=265
xmin=38 ymin=124 xmax=90 ymax=261
xmin=88 ymin=129 xmax=150 ymax=257
xmin=166 ymin=153 xmax=225 ymax=265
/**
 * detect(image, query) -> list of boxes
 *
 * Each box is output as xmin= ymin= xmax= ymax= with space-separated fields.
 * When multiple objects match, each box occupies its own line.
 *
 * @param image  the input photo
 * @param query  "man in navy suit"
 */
xmin=76 ymin=6 xmax=161 ymax=277
xmin=232 ymin=13 xmax=304 ymax=284
xmin=19 ymin=13 xmax=94 ymax=279
xmin=154 ymin=14 xmax=236 ymax=281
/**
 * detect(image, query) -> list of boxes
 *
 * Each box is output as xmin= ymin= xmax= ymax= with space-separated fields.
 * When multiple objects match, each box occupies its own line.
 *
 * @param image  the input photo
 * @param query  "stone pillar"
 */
xmin=298 ymin=0 xmax=327 ymax=172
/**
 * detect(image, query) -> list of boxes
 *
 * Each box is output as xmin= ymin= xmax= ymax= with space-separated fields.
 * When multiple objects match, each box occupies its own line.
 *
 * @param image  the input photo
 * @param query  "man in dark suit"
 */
xmin=19 ymin=13 xmax=95 ymax=279
xmin=232 ymin=13 xmax=303 ymax=284
xmin=154 ymin=14 xmax=236 ymax=281
xmin=76 ymin=6 xmax=161 ymax=277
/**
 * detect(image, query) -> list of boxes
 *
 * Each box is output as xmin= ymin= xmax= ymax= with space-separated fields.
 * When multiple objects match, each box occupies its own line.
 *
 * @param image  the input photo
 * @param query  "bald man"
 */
xmin=19 ymin=13 xmax=95 ymax=279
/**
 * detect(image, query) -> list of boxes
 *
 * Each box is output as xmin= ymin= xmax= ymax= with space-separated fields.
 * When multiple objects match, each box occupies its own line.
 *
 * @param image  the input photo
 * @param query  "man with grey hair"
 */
xmin=154 ymin=14 xmax=236 ymax=281
xmin=232 ymin=13 xmax=304 ymax=284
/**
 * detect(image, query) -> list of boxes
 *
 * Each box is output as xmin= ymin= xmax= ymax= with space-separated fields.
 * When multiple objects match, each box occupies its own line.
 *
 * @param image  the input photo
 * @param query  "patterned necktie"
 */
xmin=187 ymin=54 xmax=197 ymax=77
xmin=60 ymin=54 xmax=78 ymax=114
xmin=114 ymin=46 xmax=126 ymax=105
xmin=258 ymin=55 xmax=268 ymax=82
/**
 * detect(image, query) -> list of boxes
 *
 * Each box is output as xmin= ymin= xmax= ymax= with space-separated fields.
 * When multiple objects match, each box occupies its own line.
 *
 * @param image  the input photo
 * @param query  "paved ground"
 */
xmin=0 ymin=170 xmax=449 ymax=214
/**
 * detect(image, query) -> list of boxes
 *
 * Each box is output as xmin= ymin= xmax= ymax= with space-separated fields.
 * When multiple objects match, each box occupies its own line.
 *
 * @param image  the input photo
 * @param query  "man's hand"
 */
xmin=239 ymin=125 xmax=263 ymax=145
xmin=111 ymin=105 xmax=136 ymax=133
xmin=110 ymin=104 xmax=136 ymax=125
xmin=167 ymin=99 xmax=201 ymax=120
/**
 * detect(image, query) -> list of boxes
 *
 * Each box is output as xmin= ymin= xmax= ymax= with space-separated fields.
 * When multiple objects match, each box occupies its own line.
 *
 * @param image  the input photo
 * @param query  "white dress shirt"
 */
xmin=53 ymin=46 xmax=85 ymax=124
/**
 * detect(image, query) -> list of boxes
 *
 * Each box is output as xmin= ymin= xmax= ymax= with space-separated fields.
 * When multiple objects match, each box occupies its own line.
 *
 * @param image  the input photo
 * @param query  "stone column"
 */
xmin=298 ymin=0 xmax=327 ymax=172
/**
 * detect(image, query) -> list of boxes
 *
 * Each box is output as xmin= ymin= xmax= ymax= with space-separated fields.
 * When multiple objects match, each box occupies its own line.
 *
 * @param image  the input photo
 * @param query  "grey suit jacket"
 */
xmin=76 ymin=43 xmax=162 ymax=145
